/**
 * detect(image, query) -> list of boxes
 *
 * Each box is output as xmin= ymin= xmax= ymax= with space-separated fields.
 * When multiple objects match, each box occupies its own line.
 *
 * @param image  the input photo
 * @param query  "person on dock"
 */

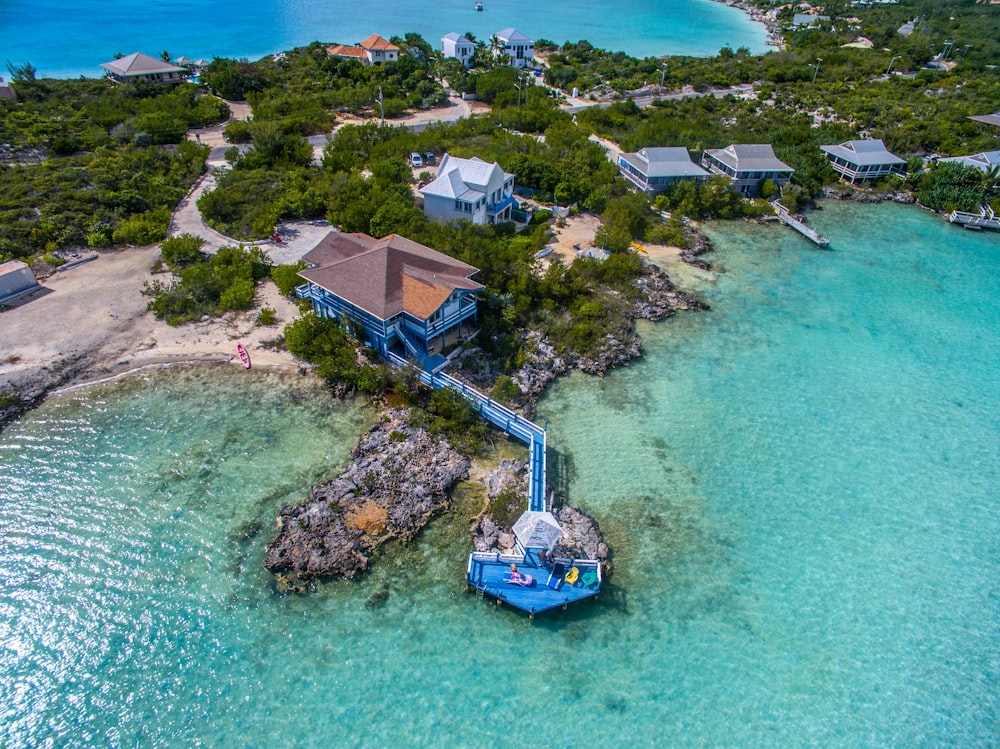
xmin=509 ymin=563 xmax=523 ymax=582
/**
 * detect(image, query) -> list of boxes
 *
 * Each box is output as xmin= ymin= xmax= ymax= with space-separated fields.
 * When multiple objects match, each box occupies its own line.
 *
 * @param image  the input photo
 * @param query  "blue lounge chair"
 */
xmin=546 ymin=562 xmax=566 ymax=590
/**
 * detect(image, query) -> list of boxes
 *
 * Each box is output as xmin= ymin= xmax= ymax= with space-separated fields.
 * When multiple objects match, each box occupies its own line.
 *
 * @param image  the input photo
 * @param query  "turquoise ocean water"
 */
xmin=2 ymin=202 xmax=998 ymax=746
xmin=0 ymin=0 xmax=767 ymax=79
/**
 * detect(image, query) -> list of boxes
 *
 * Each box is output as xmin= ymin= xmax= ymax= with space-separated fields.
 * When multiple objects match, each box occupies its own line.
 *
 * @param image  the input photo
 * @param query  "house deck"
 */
xmin=466 ymin=549 xmax=602 ymax=617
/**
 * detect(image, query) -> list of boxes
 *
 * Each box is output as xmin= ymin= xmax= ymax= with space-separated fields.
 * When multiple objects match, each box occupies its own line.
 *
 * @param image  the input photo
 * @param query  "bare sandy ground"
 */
xmin=0 ymin=247 xmax=302 ymax=399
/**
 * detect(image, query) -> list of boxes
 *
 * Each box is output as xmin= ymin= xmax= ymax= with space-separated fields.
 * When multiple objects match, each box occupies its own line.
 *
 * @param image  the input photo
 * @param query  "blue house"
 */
xmin=296 ymin=232 xmax=483 ymax=369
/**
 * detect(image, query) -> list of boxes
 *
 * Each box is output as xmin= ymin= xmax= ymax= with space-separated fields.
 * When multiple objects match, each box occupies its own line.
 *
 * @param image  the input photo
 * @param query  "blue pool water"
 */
xmin=0 ymin=0 xmax=768 ymax=79
xmin=1 ymin=203 xmax=998 ymax=746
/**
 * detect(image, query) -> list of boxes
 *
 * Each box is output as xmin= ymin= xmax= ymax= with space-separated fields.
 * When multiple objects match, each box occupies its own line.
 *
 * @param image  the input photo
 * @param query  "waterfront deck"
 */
xmin=774 ymin=202 xmax=831 ymax=247
xmin=467 ymin=549 xmax=602 ymax=617
xmin=948 ymin=207 xmax=1000 ymax=231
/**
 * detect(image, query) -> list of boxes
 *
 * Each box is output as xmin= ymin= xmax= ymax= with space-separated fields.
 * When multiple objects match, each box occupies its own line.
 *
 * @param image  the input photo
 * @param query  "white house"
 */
xmin=938 ymin=150 xmax=1000 ymax=173
xmin=618 ymin=147 xmax=710 ymax=196
xmin=359 ymin=34 xmax=400 ymax=65
xmin=701 ymin=144 xmax=794 ymax=195
xmin=99 ymin=52 xmax=188 ymax=84
xmin=419 ymin=154 xmax=516 ymax=225
xmin=495 ymin=28 xmax=534 ymax=68
xmin=442 ymin=33 xmax=475 ymax=67
xmin=819 ymin=139 xmax=906 ymax=183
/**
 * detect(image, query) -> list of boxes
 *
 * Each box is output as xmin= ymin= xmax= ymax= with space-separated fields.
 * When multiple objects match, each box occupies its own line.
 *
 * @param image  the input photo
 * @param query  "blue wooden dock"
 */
xmin=466 ymin=549 xmax=602 ymax=618
xmin=385 ymin=351 xmax=604 ymax=617
xmin=387 ymin=352 xmax=547 ymax=512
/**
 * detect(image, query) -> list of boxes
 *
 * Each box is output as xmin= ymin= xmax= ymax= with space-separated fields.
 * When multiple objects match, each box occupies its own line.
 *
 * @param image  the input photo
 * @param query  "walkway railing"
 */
xmin=774 ymin=201 xmax=831 ymax=247
xmin=386 ymin=352 xmax=548 ymax=511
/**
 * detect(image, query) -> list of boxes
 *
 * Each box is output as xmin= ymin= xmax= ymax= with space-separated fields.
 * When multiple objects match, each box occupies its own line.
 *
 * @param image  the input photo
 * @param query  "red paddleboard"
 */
xmin=236 ymin=342 xmax=251 ymax=369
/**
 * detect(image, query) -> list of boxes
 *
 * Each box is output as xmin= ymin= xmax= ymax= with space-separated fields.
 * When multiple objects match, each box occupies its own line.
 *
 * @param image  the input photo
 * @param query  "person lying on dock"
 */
xmin=506 ymin=564 xmax=534 ymax=586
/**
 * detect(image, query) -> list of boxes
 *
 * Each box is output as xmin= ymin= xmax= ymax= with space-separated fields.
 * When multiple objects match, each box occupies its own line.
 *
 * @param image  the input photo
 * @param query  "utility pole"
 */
xmin=659 ymin=65 xmax=667 ymax=98
xmin=377 ymin=86 xmax=384 ymax=127
xmin=886 ymin=55 xmax=901 ymax=75
xmin=942 ymin=40 xmax=954 ymax=59
xmin=811 ymin=58 xmax=823 ymax=83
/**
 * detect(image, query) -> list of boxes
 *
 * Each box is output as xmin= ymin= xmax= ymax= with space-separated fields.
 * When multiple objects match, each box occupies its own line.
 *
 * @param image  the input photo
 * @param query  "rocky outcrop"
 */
xmin=470 ymin=459 xmax=611 ymax=568
xmin=264 ymin=408 xmax=470 ymax=586
xmin=680 ymin=232 xmax=714 ymax=269
xmin=821 ymin=187 xmax=916 ymax=204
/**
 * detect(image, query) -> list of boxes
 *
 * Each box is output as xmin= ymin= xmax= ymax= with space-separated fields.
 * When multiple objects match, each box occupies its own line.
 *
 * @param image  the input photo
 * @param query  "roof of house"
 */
xmin=705 ymin=144 xmax=794 ymax=173
xmin=621 ymin=147 xmax=710 ymax=179
xmin=820 ymin=139 xmax=905 ymax=166
xmin=0 ymin=79 xmax=15 ymax=101
xmin=793 ymin=13 xmax=830 ymax=25
xmin=359 ymin=34 xmax=399 ymax=51
xmin=938 ymin=150 xmax=1000 ymax=172
xmin=442 ymin=33 xmax=473 ymax=45
xmin=968 ymin=112 xmax=1000 ymax=127
xmin=327 ymin=44 xmax=367 ymax=59
xmin=419 ymin=155 xmax=513 ymax=201
xmin=99 ymin=52 xmax=187 ymax=77
xmin=496 ymin=28 xmax=533 ymax=44
xmin=299 ymin=232 xmax=482 ymax=321
xmin=0 ymin=259 xmax=32 ymax=276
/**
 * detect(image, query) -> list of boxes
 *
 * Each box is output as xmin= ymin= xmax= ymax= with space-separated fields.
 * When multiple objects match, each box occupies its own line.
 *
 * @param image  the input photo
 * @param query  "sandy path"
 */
xmin=1 ymin=247 xmax=302 ymax=400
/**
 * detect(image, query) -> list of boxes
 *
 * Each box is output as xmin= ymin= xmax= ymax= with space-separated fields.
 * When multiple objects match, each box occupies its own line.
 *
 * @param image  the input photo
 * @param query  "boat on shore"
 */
xmin=236 ymin=342 xmax=251 ymax=369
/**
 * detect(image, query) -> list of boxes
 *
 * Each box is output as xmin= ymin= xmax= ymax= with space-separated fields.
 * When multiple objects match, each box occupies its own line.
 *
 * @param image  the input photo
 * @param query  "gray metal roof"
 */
xmin=497 ymin=28 xmax=533 ymax=44
xmin=419 ymin=154 xmax=512 ymax=201
xmin=100 ymin=52 xmax=187 ymax=76
xmin=968 ymin=112 xmax=1000 ymax=127
xmin=621 ymin=147 xmax=709 ymax=179
xmin=820 ymin=139 xmax=905 ymax=166
xmin=705 ymin=144 xmax=794 ymax=173
xmin=938 ymin=150 xmax=1000 ymax=173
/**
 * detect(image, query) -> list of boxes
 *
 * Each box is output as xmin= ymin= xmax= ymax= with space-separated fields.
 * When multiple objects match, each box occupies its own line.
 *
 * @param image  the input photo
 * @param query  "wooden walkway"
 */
xmin=948 ymin=207 xmax=1000 ymax=231
xmin=386 ymin=352 xmax=548 ymax=511
xmin=774 ymin=202 xmax=830 ymax=247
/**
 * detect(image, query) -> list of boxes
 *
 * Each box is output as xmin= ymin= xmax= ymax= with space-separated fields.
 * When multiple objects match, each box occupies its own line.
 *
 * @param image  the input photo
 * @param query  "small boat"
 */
xmin=475 ymin=1 xmax=483 ymax=10
xmin=236 ymin=341 xmax=251 ymax=369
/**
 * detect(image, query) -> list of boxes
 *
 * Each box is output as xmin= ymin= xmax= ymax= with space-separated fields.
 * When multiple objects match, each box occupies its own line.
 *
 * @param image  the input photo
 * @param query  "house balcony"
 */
xmin=486 ymin=195 xmax=517 ymax=218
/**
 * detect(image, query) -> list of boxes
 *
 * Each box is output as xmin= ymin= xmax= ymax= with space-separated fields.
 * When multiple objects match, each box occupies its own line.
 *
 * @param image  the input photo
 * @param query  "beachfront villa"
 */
xmin=618 ymin=147 xmax=710 ymax=196
xmin=441 ymin=33 xmax=475 ymax=67
xmin=99 ymin=52 xmax=188 ymax=84
xmin=327 ymin=44 xmax=369 ymax=64
xmin=295 ymin=231 xmax=483 ymax=368
xmin=419 ymin=154 xmax=517 ymax=225
xmin=495 ymin=28 xmax=534 ymax=68
xmin=820 ymin=139 xmax=906 ymax=183
xmin=701 ymin=144 xmax=794 ymax=196
xmin=359 ymin=34 xmax=400 ymax=65
xmin=939 ymin=150 xmax=1000 ymax=173
xmin=327 ymin=35 xmax=399 ymax=66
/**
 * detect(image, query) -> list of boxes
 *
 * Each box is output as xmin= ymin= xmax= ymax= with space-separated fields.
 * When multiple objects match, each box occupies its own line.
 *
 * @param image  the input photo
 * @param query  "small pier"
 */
xmin=385 ymin=351 xmax=603 ymax=617
xmin=774 ymin=202 xmax=830 ymax=247
xmin=948 ymin=206 xmax=1000 ymax=231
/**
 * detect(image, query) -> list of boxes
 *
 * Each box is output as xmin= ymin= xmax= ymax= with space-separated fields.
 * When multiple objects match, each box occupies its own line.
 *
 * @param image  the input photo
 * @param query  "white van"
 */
xmin=410 ymin=153 xmax=423 ymax=168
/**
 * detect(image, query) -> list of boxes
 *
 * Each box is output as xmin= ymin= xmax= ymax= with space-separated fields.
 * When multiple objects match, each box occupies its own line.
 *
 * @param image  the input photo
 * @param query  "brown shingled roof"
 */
xmin=299 ymin=232 xmax=482 ymax=321
xmin=327 ymin=44 xmax=367 ymax=58
xmin=359 ymin=34 xmax=399 ymax=51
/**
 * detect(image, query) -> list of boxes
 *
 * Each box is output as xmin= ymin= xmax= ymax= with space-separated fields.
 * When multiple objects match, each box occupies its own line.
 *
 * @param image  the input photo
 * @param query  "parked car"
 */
xmin=423 ymin=152 xmax=436 ymax=166
xmin=410 ymin=153 xmax=423 ymax=168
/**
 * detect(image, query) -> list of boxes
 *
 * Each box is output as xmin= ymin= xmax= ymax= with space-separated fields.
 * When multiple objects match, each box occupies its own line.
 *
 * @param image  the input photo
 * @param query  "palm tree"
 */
xmin=160 ymin=50 xmax=171 ymax=62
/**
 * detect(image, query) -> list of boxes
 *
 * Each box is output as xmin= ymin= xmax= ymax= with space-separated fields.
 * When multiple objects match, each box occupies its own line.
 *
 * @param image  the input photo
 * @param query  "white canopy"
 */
xmin=512 ymin=511 xmax=562 ymax=551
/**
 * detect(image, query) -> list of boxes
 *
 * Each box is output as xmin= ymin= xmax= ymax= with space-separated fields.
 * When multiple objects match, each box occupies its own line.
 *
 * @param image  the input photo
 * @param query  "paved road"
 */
xmin=562 ymin=83 xmax=756 ymax=114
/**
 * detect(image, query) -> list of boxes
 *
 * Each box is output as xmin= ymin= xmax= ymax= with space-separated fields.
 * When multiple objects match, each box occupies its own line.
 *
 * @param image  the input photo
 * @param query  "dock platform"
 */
xmin=774 ymin=202 xmax=830 ymax=247
xmin=467 ymin=549 xmax=602 ymax=618
xmin=948 ymin=207 xmax=1000 ymax=231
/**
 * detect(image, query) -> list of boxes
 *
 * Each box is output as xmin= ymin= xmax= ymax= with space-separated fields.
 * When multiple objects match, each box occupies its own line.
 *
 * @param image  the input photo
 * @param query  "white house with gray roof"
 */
xmin=442 ymin=33 xmax=475 ymax=67
xmin=820 ymin=139 xmax=906 ymax=183
xmin=618 ymin=147 xmax=710 ymax=196
xmin=419 ymin=154 xmax=516 ymax=225
xmin=701 ymin=144 xmax=794 ymax=195
xmin=938 ymin=150 xmax=1000 ymax=174
xmin=495 ymin=28 xmax=534 ymax=68
xmin=99 ymin=52 xmax=188 ymax=84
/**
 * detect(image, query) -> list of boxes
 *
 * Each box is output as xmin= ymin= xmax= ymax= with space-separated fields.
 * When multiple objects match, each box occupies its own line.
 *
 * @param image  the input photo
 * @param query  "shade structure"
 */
xmin=512 ymin=511 xmax=563 ymax=551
